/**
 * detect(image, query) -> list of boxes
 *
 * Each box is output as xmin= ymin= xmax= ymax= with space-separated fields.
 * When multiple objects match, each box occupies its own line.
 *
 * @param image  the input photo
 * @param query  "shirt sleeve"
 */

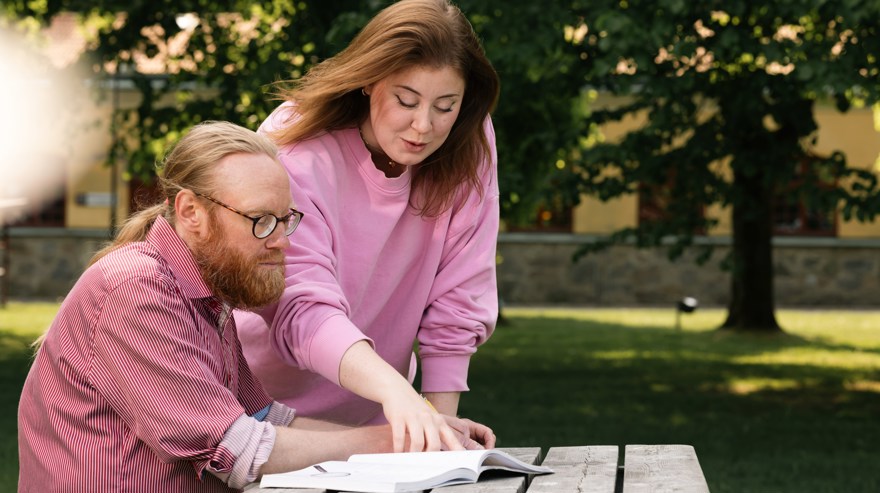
xmin=256 ymin=110 xmax=372 ymax=386
xmin=417 ymin=117 xmax=500 ymax=393
xmin=233 ymin=323 xmax=277 ymax=414
xmin=206 ymin=402 xmax=296 ymax=488
xmin=88 ymin=274 xmax=255 ymax=480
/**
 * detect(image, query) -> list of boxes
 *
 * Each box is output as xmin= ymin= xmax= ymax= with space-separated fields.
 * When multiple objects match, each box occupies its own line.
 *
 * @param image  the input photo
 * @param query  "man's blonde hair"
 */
xmin=91 ymin=121 xmax=278 ymax=265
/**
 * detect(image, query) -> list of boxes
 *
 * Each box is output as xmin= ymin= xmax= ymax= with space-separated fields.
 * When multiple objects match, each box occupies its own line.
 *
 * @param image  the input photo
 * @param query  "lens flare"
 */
xmin=0 ymin=25 xmax=95 ymax=225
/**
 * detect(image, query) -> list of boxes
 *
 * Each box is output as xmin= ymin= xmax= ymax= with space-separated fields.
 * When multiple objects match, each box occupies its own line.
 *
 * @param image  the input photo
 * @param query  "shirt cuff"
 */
xmin=307 ymin=313 xmax=373 ymax=386
xmin=265 ymin=401 xmax=296 ymax=427
xmin=419 ymin=354 xmax=471 ymax=393
xmin=205 ymin=414 xmax=276 ymax=489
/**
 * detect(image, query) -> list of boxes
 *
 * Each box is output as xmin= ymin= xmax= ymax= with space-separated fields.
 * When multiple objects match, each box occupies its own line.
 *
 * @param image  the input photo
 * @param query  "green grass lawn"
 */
xmin=461 ymin=307 xmax=880 ymax=493
xmin=0 ymin=302 xmax=59 ymax=490
xmin=3 ymin=302 xmax=879 ymax=492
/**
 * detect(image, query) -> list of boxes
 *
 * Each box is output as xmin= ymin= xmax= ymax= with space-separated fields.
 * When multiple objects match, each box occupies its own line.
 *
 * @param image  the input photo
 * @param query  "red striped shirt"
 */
xmin=18 ymin=217 xmax=275 ymax=492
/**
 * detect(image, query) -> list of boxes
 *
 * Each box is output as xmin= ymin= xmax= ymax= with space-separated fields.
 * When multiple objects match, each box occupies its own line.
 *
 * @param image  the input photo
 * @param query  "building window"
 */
xmin=637 ymin=172 xmax=705 ymax=234
xmin=772 ymin=195 xmax=836 ymax=236
xmin=506 ymin=199 xmax=573 ymax=233
xmin=638 ymin=158 xmax=837 ymax=237
xmin=772 ymin=157 xmax=837 ymax=237
xmin=638 ymin=183 xmax=674 ymax=225
xmin=11 ymin=196 xmax=65 ymax=227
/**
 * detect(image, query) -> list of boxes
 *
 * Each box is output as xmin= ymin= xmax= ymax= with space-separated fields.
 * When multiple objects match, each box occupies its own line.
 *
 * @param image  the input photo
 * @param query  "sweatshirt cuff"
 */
xmin=419 ymin=354 xmax=471 ymax=393
xmin=308 ymin=313 xmax=373 ymax=386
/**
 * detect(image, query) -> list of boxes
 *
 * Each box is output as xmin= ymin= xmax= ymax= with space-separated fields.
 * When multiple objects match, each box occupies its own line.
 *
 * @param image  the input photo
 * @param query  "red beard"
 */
xmin=192 ymin=217 xmax=285 ymax=310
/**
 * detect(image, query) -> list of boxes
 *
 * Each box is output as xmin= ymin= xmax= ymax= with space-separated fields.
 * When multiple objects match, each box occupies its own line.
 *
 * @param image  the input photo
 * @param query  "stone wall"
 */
xmin=5 ymin=228 xmax=880 ymax=306
xmin=4 ymin=229 xmax=109 ymax=300
xmin=497 ymin=233 xmax=880 ymax=307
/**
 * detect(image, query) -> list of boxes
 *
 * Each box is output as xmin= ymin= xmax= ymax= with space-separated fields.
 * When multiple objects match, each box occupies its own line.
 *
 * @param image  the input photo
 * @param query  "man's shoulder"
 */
xmin=88 ymin=241 xmax=171 ymax=288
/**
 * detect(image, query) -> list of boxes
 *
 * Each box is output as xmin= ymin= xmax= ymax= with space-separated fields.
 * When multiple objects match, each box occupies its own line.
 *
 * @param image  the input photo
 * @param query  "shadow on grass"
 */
xmin=461 ymin=316 xmax=880 ymax=493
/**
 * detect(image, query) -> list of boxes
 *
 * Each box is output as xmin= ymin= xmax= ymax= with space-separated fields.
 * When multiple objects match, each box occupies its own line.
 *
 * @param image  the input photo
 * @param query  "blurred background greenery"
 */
xmin=4 ymin=0 xmax=880 ymax=328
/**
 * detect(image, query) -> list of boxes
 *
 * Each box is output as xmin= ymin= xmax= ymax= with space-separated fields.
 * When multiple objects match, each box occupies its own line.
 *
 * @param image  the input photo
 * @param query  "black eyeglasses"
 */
xmin=195 ymin=192 xmax=304 ymax=239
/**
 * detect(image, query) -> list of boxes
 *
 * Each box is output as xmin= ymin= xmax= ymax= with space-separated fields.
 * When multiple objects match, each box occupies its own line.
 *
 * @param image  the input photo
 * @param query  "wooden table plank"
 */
xmin=244 ymin=481 xmax=322 ymax=493
xmin=244 ymin=483 xmax=322 ymax=493
xmin=621 ymin=444 xmax=709 ymax=493
xmin=526 ymin=446 xmax=619 ymax=493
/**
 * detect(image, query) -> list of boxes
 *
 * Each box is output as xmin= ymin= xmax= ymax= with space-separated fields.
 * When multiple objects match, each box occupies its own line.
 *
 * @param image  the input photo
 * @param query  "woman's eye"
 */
xmin=436 ymin=106 xmax=455 ymax=113
xmin=396 ymin=96 xmax=417 ymax=108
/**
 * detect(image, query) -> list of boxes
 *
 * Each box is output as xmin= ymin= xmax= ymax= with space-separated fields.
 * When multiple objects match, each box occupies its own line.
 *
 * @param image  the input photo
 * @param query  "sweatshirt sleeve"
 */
xmin=256 ymin=107 xmax=372 ymax=386
xmin=417 ymin=117 xmax=500 ymax=393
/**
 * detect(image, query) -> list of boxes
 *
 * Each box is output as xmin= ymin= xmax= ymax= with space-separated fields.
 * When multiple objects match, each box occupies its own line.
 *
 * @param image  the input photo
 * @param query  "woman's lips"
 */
xmin=402 ymin=139 xmax=427 ymax=152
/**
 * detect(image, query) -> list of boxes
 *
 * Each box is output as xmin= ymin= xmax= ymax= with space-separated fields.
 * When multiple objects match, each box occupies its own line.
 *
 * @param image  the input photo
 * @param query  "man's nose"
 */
xmin=265 ymin=226 xmax=291 ymax=250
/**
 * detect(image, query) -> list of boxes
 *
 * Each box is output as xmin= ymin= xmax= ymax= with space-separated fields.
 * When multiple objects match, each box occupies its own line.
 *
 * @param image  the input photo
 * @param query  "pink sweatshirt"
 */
xmin=235 ymin=104 xmax=499 ymax=425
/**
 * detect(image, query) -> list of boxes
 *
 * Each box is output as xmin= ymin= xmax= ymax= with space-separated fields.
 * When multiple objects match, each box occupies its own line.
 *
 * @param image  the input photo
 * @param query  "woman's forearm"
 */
xmin=421 ymin=391 xmax=460 ymax=416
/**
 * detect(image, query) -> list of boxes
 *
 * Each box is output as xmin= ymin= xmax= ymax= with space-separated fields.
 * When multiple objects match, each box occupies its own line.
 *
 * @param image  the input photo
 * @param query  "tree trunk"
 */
xmin=721 ymin=167 xmax=782 ymax=332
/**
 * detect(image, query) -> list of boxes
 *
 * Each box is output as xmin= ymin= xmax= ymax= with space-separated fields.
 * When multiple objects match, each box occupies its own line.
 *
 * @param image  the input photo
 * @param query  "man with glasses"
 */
xmin=17 ymin=122 xmax=424 ymax=492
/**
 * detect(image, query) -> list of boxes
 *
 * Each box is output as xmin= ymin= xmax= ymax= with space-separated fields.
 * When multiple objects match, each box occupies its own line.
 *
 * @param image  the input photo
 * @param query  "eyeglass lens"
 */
xmin=254 ymin=212 xmax=300 ymax=239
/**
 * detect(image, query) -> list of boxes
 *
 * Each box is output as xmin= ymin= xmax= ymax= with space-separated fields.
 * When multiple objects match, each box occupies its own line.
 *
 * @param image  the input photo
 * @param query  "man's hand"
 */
xmin=442 ymin=415 xmax=496 ymax=450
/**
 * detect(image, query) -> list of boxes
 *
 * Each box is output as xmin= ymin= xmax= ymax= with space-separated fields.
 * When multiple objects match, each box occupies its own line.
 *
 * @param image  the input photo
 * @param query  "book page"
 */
xmin=260 ymin=461 xmax=474 ymax=492
xmin=260 ymin=450 xmax=553 ymax=492
xmin=348 ymin=449 xmax=553 ymax=474
xmin=349 ymin=450 xmax=487 ymax=473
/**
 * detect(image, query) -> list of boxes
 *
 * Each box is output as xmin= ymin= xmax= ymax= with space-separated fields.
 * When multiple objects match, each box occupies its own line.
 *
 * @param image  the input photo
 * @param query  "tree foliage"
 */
xmin=559 ymin=0 xmax=880 ymax=330
xmin=5 ymin=1 xmax=880 ymax=330
xmin=1 ymin=0 xmax=578 ymax=226
xmin=3 ymin=0 xmax=375 ymax=178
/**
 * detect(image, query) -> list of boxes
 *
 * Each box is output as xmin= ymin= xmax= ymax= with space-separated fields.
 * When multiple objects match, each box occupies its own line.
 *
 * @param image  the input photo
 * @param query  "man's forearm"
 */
xmin=261 ymin=424 xmax=392 ymax=475
xmin=290 ymin=416 xmax=355 ymax=432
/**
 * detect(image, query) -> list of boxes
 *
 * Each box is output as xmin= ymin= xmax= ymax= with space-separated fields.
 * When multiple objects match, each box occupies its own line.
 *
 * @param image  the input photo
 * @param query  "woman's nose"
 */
xmin=411 ymin=108 xmax=432 ymax=133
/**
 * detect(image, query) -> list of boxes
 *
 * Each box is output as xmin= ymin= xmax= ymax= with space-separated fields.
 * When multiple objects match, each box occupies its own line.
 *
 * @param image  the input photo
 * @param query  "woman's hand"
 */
xmin=380 ymin=391 xmax=465 ymax=452
xmin=338 ymin=341 xmax=465 ymax=452
xmin=442 ymin=415 xmax=496 ymax=450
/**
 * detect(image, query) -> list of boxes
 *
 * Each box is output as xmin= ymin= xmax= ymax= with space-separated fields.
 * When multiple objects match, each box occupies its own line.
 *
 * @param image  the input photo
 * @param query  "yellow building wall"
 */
xmin=815 ymin=103 xmax=880 ymax=237
xmin=573 ymin=194 xmax=638 ymax=232
xmin=64 ymin=89 xmax=157 ymax=229
xmin=67 ymin=93 xmax=880 ymax=237
xmin=573 ymin=100 xmax=880 ymax=238
xmin=65 ymin=100 xmax=129 ymax=229
xmin=572 ymin=101 xmax=644 ymax=233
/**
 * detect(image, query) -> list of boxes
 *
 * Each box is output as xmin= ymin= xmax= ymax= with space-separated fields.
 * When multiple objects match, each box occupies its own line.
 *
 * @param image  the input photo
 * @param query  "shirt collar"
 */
xmin=145 ymin=215 xmax=213 ymax=300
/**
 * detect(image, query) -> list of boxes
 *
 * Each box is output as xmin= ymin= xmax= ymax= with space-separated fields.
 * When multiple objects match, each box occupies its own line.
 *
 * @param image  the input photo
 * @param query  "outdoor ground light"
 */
xmin=675 ymin=296 xmax=699 ymax=330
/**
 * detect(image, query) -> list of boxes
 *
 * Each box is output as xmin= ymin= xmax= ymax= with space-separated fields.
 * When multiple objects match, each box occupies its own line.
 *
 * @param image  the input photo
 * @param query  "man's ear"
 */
xmin=174 ymin=189 xmax=208 ymax=236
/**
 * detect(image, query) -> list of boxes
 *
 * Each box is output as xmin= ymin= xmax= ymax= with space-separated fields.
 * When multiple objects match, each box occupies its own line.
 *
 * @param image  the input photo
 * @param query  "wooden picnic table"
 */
xmin=246 ymin=444 xmax=709 ymax=493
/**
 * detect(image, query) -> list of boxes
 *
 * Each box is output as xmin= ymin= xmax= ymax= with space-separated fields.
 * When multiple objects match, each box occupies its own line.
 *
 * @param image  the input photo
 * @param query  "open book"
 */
xmin=259 ymin=449 xmax=553 ymax=492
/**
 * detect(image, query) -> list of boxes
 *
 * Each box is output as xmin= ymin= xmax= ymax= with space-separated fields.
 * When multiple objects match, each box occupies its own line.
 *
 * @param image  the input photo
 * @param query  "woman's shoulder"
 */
xmin=273 ymin=129 xmax=361 ymax=190
xmin=258 ymin=102 xmax=300 ymax=136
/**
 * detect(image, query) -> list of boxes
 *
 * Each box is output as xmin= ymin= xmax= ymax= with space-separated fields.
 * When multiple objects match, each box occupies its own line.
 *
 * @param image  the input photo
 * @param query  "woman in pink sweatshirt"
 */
xmin=235 ymin=0 xmax=500 ymax=453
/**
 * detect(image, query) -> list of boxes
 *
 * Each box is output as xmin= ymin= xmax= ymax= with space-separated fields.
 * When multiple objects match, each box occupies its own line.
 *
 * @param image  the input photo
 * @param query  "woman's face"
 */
xmin=363 ymin=65 xmax=465 ymax=167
